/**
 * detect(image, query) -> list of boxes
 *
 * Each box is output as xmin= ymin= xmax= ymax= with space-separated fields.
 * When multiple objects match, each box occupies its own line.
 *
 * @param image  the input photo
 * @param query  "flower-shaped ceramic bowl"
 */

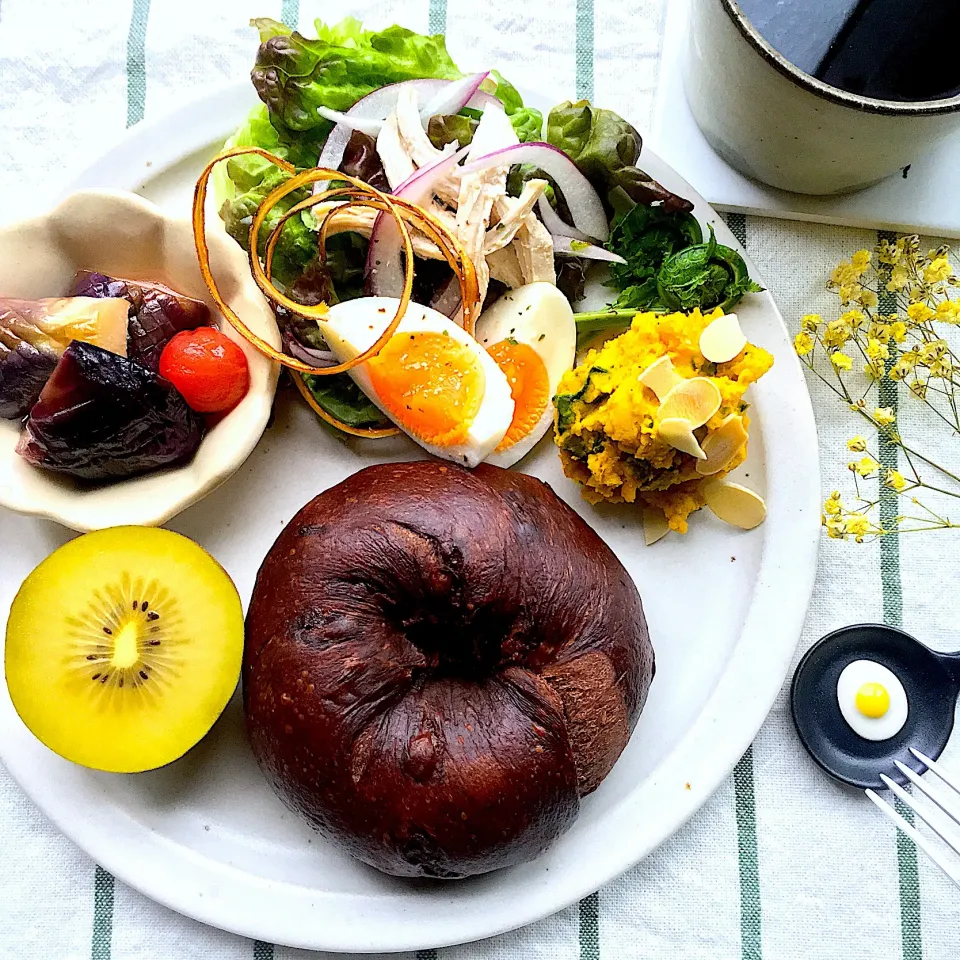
xmin=0 ymin=189 xmax=280 ymax=531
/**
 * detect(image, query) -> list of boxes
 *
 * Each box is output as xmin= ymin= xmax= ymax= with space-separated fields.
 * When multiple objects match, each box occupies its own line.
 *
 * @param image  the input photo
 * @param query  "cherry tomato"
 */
xmin=159 ymin=328 xmax=250 ymax=414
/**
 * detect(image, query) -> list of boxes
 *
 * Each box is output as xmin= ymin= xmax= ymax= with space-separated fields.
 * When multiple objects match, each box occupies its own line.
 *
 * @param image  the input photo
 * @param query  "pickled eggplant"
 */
xmin=17 ymin=341 xmax=204 ymax=481
xmin=70 ymin=272 xmax=210 ymax=371
xmin=0 ymin=297 xmax=129 ymax=419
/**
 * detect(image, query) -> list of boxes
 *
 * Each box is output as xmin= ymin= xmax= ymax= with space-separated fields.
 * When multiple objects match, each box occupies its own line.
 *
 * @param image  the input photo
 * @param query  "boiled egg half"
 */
xmin=475 ymin=282 xmax=576 ymax=468
xmin=836 ymin=659 xmax=909 ymax=741
xmin=318 ymin=297 xmax=514 ymax=467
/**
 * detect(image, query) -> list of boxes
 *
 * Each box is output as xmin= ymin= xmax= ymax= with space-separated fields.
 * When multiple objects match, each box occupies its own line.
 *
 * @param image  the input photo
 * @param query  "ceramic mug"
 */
xmin=683 ymin=0 xmax=960 ymax=195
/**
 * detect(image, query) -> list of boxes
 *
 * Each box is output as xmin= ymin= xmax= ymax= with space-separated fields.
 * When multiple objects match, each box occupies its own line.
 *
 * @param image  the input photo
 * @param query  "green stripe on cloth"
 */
xmin=876 ymin=230 xmax=922 ymax=960
xmin=125 ymin=0 xmax=151 ymax=128
xmin=91 ymin=866 xmax=114 ymax=960
xmin=734 ymin=748 xmax=762 ymax=960
xmin=90 ymin=3 xmax=154 ymax=954
xmin=725 ymin=212 xmax=747 ymax=248
xmin=416 ymin=950 xmax=438 ymax=960
xmin=724 ymin=212 xmax=763 ymax=960
xmin=253 ymin=941 xmax=274 ymax=960
xmin=428 ymin=0 xmax=447 ymax=34
xmin=280 ymin=0 xmax=299 ymax=31
xmin=574 ymin=2 xmax=597 ymax=951
xmin=579 ymin=890 xmax=599 ymax=960
xmin=575 ymin=0 xmax=594 ymax=101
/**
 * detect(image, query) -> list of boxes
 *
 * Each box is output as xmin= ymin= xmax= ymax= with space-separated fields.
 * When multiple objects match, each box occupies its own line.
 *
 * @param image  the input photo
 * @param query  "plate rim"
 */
xmin=0 ymin=81 xmax=821 ymax=953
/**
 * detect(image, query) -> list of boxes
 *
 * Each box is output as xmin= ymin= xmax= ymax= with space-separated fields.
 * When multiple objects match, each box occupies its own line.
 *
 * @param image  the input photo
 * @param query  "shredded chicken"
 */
xmin=376 ymin=111 xmax=415 ymax=189
xmin=485 ymin=179 xmax=548 ymax=255
xmin=487 ymin=245 xmax=525 ymax=289
xmin=370 ymin=92 xmax=559 ymax=302
xmin=515 ymin=213 xmax=556 ymax=284
xmin=313 ymin=202 xmax=446 ymax=260
xmin=395 ymin=86 xmax=461 ymax=204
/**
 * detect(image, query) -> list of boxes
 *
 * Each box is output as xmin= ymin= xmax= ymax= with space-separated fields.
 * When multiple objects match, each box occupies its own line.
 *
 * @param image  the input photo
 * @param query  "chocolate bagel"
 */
xmin=244 ymin=461 xmax=654 ymax=878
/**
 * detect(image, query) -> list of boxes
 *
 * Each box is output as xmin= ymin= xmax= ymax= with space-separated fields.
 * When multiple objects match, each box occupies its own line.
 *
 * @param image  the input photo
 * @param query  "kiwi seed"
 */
xmin=64 ymin=571 xmax=184 ymax=706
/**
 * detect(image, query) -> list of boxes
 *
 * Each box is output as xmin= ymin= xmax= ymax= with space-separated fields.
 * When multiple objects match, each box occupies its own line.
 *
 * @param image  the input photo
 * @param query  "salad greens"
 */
xmin=546 ymin=101 xmax=693 ymax=214
xmin=607 ymin=204 xmax=703 ymax=310
xmin=218 ymin=16 xmax=763 ymax=429
xmin=656 ymin=226 xmax=763 ymax=312
xmin=605 ymin=205 xmax=762 ymax=313
xmin=250 ymin=17 xmax=461 ymax=132
xmin=428 ymin=114 xmax=479 ymax=149
xmin=219 ymin=18 xmax=540 ymax=286
xmin=301 ymin=373 xmax=386 ymax=429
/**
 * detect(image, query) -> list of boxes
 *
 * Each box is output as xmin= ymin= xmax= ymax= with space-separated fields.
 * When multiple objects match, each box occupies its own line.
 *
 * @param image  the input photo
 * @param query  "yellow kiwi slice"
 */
xmin=4 ymin=526 xmax=243 ymax=773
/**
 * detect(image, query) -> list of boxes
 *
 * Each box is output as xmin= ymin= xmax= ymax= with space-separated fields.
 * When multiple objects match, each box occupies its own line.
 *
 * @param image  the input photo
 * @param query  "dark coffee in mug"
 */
xmin=736 ymin=0 xmax=960 ymax=102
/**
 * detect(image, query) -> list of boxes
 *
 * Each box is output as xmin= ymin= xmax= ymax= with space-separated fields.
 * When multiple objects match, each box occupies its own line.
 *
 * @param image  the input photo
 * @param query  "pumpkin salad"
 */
xmin=553 ymin=307 xmax=773 ymax=534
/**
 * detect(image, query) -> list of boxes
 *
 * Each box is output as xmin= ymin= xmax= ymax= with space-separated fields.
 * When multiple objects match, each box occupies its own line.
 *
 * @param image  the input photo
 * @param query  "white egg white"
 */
xmin=836 ymin=659 xmax=909 ymax=741
xmin=474 ymin=282 xmax=576 ymax=468
xmin=317 ymin=297 xmax=514 ymax=468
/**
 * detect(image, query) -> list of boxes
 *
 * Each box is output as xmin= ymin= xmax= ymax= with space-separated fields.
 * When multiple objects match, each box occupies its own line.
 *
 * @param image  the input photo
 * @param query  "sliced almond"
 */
xmin=657 ymin=378 xmax=722 ymax=428
xmin=697 ymin=414 xmax=749 ymax=476
xmin=638 ymin=355 xmax=684 ymax=400
xmin=699 ymin=313 xmax=747 ymax=363
xmin=703 ymin=480 xmax=766 ymax=529
xmin=643 ymin=507 xmax=670 ymax=545
xmin=658 ymin=417 xmax=707 ymax=459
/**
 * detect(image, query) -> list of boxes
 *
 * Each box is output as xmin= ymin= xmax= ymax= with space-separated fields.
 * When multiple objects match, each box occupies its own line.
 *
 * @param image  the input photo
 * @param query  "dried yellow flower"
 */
xmin=907 ymin=302 xmax=936 ymax=323
xmin=824 ymin=491 xmax=844 ymax=516
xmin=801 ymin=313 xmax=821 ymax=332
xmin=874 ymin=407 xmax=896 ymax=425
xmin=851 ymin=250 xmax=872 ymax=273
xmin=890 ymin=358 xmax=913 ymax=381
xmin=866 ymin=338 xmax=889 ymax=360
xmin=885 ymin=469 xmax=907 ymax=492
xmin=935 ymin=299 xmax=960 ymax=324
xmin=824 ymin=516 xmax=846 ymax=539
xmin=831 ymin=351 xmax=853 ymax=371
xmin=847 ymin=436 xmax=868 ymax=452
xmin=793 ymin=331 xmax=815 ymax=356
xmin=930 ymin=358 xmax=954 ymax=380
xmin=857 ymin=288 xmax=879 ymax=308
xmin=888 ymin=263 xmax=909 ymax=291
xmin=925 ymin=257 xmax=952 ymax=284
xmin=919 ymin=339 xmax=947 ymax=364
xmin=831 ymin=262 xmax=860 ymax=286
xmin=844 ymin=514 xmax=872 ymax=537
xmin=849 ymin=456 xmax=878 ymax=477
xmin=877 ymin=239 xmax=903 ymax=265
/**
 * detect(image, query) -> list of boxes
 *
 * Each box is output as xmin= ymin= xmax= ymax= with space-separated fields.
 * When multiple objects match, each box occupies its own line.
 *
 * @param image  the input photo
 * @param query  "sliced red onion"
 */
xmin=430 ymin=274 xmax=463 ymax=319
xmin=366 ymin=144 xmax=471 ymax=298
xmin=284 ymin=337 xmax=338 ymax=367
xmin=420 ymin=72 xmax=492 ymax=124
xmin=316 ymin=106 xmax=384 ymax=137
xmin=537 ymin=194 xmax=589 ymax=242
xmin=461 ymin=143 xmax=610 ymax=242
xmin=552 ymin=235 xmax=627 ymax=263
xmin=316 ymin=77 xmax=502 ymax=173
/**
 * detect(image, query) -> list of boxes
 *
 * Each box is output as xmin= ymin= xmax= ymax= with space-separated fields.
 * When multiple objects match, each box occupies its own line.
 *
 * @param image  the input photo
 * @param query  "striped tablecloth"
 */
xmin=2 ymin=1 xmax=959 ymax=957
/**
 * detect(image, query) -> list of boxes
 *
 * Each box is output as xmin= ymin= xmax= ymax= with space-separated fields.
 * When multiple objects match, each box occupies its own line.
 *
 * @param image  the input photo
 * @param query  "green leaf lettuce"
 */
xmin=546 ymin=100 xmax=693 ymax=213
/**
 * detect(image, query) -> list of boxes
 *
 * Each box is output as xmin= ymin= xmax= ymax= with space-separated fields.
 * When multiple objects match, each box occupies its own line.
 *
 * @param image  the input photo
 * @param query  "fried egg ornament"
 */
xmin=836 ymin=659 xmax=909 ymax=741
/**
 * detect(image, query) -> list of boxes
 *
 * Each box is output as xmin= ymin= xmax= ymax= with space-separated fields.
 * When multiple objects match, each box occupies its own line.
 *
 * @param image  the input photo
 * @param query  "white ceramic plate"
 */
xmin=0 ymin=83 xmax=820 ymax=953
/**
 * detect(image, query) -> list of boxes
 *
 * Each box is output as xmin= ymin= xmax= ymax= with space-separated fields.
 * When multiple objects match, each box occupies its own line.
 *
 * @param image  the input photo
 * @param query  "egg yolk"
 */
xmin=855 ymin=682 xmax=891 ymax=718
xmin=487 ymin=339 xmax=550 ymax=452
xmin=367 ymin=331 xmax=484 ymax=446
